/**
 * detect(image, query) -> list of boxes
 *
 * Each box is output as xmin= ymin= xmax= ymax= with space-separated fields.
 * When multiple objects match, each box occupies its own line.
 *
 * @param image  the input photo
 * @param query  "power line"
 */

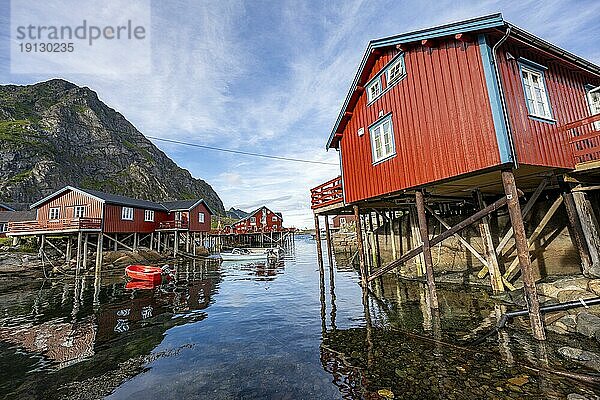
xmin=37 ymin=117 xmax=338 ymax=166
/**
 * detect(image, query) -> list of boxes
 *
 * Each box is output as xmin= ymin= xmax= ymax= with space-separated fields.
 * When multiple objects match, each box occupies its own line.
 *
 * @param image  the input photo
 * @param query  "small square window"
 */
xmin=272 ymin=216 xmax=277 ymax=221
xmin=366 ymin=78 xmax=381 ymax=103
xmin=199 ymin=212 xmax=205 ymax=223
xmin=250 ymin=217 xmax=256 ymax=224
xmin=386 ymin=57 xmax=405 ymax=84
xmin=121 ymin=207 xmax=134 ymax=221
xmin=0 ymin=223 xmax=7 ymax=233
xmin=357 ymin=127 xmax=364 ymax=137
xmin=73 ymin=206 xmax=85 ymax=218
xmin=586 ymin=86 xmax=600 ymax=130
xmin=49 ymin=207 xmax=60 ymax=220
xmin=369 ymin=114 xmax=396 ymax=163
xmin=144 ymin=210 xmax=154 ymax=222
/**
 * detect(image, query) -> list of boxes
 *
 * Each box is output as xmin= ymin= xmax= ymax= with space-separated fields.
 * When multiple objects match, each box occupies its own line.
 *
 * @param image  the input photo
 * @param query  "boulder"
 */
xmin=576 ymin=312 xmax=600 ymax=338
xmin=557 ymin=289 xmax=595 ymax=303
xmin=537 ymin=282 xmax=560 ymax=299
xmin=559 ymin=346 xmax=600 ymax=371
xmin=194 ymin=246 xmax=209 ymax=257
xmin=552 ymin=277 xmax=590 ymax=290
xmin=588 ymin=279 xmax=600 ymax=296
xmin=557 ymin=314 xmax=577 ymax=332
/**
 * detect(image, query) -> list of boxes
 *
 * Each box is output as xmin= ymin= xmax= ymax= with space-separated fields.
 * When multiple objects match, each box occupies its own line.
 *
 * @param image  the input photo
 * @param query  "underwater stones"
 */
xmin=576 ymin=313 xmax=600 ymax=338
xmin=557 ymin=289 xmax=595 ymax=303
xmin=559 ymin=347 xmax=600 ymax=372
xmin=588 ymin=279 xmax=600 ymax=296
xmin=537 ymin=282 xmax=560 ymax=298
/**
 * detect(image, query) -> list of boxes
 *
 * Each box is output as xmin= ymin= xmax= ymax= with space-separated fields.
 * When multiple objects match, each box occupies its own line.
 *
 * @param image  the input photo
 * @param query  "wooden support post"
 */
xmin=572 ymin=191 xmax=600 ymax=274
xmin=113 ymin=234 xmax=118 ymax=251
xmin=95 ymin=233 xmax=104 ymax=273
xmin=150 ymin=232 xmax=154 ymax=251
xmin=353 ymin=205 xmax=367 ymax=287
xmin=415 ymin=191 xmax=439 ymax=309
xmin=75 ymin=231 xmax=83 ymax=272
xmin=66 ymin=236 xmax=72 ymax=267
xmin=501 ymin=170 xmax=545 ymax=341
xmin=133 ymin=232 xmax=138 ymax=252
xmin=174 ymin=232 xmax=179 ymax=256
xmin=39 ymin=234 xmax=45 ymax=256
xmin=105 ymin=234 xmax=133 ymax=251
xmin=409 ymin=206 xmax=425 ymax=276
xmin=562 ymin=190 xmax=592 ymax=270
xmin=82 ymin=233 xmax=89 ymax=269
xmin=504 ymin=195 xmax=564 ymax=280
xmin=314 ymin=213 xmax=324 ymax=269
xmin=186 ymin=232 xmax=190 ymax=253
xmin=475 ymin=190 xmax=504 ymax=293
xmin=389 ymin=211 xmax=398 ymax=260
xmin=368 ymin=213 xmax=378 ymax=269
xmin=324 ymin=215 xmax=334 ymax=267
xmin=193 ymin=232 xmax=197 ymax=256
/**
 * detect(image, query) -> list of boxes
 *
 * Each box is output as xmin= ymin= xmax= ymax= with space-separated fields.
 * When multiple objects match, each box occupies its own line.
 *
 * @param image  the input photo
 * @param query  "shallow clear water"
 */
xmin=0 ymin=235 xmax=599 ymax=399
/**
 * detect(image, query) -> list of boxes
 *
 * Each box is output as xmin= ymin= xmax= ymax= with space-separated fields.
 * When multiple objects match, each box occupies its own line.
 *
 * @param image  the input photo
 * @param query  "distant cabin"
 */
xmin=332 ymin=215 xmax=356 ymax=230
xmin=7 ymin=186 xmax=213 ymax=236
xmin=231 ymin=206 xmax=284 ymax=233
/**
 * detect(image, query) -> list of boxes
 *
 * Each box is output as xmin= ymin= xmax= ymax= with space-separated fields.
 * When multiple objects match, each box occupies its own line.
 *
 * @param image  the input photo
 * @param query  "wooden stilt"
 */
xmin=150 ymin=232 xmax=154 ymax=251
xmin=409 ymin=206 xmax=425 ymax=276
xmin=95 ymin=233 xmax=104 ymax=273
xmin=562 ymin=190 xmax=592 ymax=270
xmin=186 ymin=232 xmax=191 ymax=253
xmin=105 ymin=234 xmax=133 ymax=251
xmin=82 ymin=233 xmax=89 ymax=269
xmin=133 ymin=232 xmax=138 ymax=252
xmin=66 ymin=237 xmax=72 ymax=267
xmin=324 ymin=215 xmax=334 ymax=267
xmin=572 ymin=191 xmax=600 ymax=271
xmin=389 ymin=211 xmax=398 ymax=260
xmin=475 ymin=190 xmax=504 ymax=293
xmin=75 ymin=232 xmax=83 ymax=272
xmin=314 ymin=213 xmax=324 ymax=269
xmin=353 ymin=205 xmax=367 ymax=287
xmin=501 ymin=170 xmax=545 ymax=341
xmin=415 ymin=190 xmax=439 ymax=309
xmin=113 ymin=234 xmax=118 ymax=251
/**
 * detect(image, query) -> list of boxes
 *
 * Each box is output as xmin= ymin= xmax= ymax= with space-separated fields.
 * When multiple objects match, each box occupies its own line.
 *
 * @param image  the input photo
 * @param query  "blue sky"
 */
xmin=1 ymin=0 xmax=599 ymax=228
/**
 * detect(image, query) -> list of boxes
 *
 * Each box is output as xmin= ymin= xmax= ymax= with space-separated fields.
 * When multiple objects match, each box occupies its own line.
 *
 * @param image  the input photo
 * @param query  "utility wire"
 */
xmin=35 ymin=117 xmax=338 ymax=166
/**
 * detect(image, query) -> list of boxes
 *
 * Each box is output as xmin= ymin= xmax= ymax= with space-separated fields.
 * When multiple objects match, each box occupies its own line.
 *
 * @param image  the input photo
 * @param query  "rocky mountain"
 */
xmin=0 ymin=79 xmax=224 ymax=214
xmin=226 ymin=207 xmax=249 ymax=220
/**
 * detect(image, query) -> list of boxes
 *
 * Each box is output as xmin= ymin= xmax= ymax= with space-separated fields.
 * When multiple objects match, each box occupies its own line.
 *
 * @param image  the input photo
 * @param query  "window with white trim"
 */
xmin=586 ymin=85 xmax=600 ymax=130
xmin=386 ymin=57 xmax=405 ymax=84
xmin=144 ymin=210 xmax=154 ymax=222
xmin=520 ymin=64 xmax=552 ymax=119
xmin=0 ymin=223 xmax=7 ymax=233
xmin=369 ymin=114 xmax=396 ymax=163
xmin=49 ymin=207 xmax=60 ymax=220
xmin=273 ymin=224 xmax=278 ymax=230
xmin=366 ymin=78 xmax=381 ymax=103
xmin=339 ymin=217 xmax=346 ymax=225
xmin=73 ymin=206 xmax=85 ymax=218
xmin=272 ymin=216 xmax=277 ymax=221
xmin=121 ymin=207 xmax=134 ymax=221
xmin=250 ymin=217 xmax=256 ymax=224
xmin=199 ymin=212 xmax=205 ymax=223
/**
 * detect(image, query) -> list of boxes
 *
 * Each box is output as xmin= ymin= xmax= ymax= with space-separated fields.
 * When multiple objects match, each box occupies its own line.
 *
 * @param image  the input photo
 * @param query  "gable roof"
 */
xmin=232 ymin=206 xmax=282 ymax=225
xmin=30 ymin=186 xmax=165 ymax=211
xmin=0 ymin=210 xmax=36 ymax=223
xmin=0 ymin=203 xmax=15 ymax=212
xmin=161 ymin=199 xmax=215 ymax=215
xmin=326 ymin=13 xmax=600 ymax=149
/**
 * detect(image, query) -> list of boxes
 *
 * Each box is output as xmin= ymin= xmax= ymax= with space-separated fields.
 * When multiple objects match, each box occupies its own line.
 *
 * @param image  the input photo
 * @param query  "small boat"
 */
xmin=125 ymin=280 xmax=158 ymax=290
xmin=220 ymin=248 xmax=279 ymax=261
xmin=125 ymin=265 xmax=163 ymax=284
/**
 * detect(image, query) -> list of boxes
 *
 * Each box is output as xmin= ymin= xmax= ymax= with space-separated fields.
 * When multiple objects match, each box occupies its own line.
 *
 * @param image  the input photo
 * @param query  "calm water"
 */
xmin=0 ymin=235 xmax=599 ymax=399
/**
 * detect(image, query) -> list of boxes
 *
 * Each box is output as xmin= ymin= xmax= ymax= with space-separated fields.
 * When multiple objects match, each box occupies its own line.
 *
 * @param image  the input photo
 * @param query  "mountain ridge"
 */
xmin=0 ymin=79 xmax=225 ymax=214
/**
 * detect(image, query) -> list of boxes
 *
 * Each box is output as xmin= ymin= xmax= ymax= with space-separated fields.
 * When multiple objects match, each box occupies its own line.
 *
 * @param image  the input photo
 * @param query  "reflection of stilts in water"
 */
xmin=72 ymin=275 xmax=82 ymax=322
xmin=362 ymin=287 xmax=374 ymax=369
xmin=419 ymin=283 xmax=432 ymax=332
xmin=319 ymin=253 xmax=326 ymax=335
xmin=328 ymin=256 xmax=337 ymax=331
xmin=93 ymin=255 xmax=102 ymax=310
xmin=494 ymin=304 xmax=514 ymax=366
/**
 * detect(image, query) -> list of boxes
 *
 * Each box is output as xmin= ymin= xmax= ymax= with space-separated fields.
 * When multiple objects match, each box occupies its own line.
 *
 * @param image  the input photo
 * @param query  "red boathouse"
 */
xmin=311 ymin=14 xmax=600 ymax=341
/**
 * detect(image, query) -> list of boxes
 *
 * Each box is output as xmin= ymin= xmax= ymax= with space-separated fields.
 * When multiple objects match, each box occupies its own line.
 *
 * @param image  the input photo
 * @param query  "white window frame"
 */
xmin=369 ymin=114 xmax=396 ymax=164
xmin=250 ymin=217 xmax=256 ymax=225
xmin=366 ymin=77 xmax=382 ymax=103
xmin=0 ymin=223 xmax=7 ymax=233
xmin=519 ymin=61 xmax=553 ymax=120
xmin=586 ymin=85 xmax=600 ymax=130
xmin=339 ymin=217 xmax=346 ymax=225
xmin=386 ymin=56 xmax=405 ymax=85
xmin=73 ymin=205 xmax=85 ymax=218
xmin=199 ymin=212 xmax=205 ymax=223
xmin=144 ymin=209 xmax=154 ymax=222
xmin=272 ymin=216 xmax=277 ymax=222
xmin=121 ymin=207 xmax=134 ymax=221
xmin=49 ymin=207 xmax=60 ymax=220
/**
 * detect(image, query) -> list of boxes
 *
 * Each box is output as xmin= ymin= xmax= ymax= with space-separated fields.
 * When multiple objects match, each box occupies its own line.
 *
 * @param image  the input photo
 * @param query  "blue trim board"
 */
xmin=478 ymin=34 xmax=513 ymax=164
xmin=517 ymin=57 xmax=548 ymax=71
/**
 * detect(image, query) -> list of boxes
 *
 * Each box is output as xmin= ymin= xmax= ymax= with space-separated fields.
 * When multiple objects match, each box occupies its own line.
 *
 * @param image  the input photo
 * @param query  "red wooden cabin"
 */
xmin=231 ymin=206 xmax=284 ymax=233
xmin=7 ymin=186 xmax=213 ymax=236
xmin=158 ymin=200 xmax=214 ymax=232
xmin=0 ymin=203 xmax=15 ymax=212
xmin=332 ymin=215 xmax=356 ymax=230
xmin=312 ymin=13 xmax=600 ymax=209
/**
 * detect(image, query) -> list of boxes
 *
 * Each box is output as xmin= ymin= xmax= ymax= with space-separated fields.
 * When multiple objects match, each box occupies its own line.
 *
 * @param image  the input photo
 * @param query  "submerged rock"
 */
xmin=559 ymin=347 xmax=600 ymax=372
xmin=576 ymin=313 xmax=600 ymax=338
xmin=557 ymin=289 xmax=595 ymax=303
xmin=588 ymin=279 xmax=600 ymax=296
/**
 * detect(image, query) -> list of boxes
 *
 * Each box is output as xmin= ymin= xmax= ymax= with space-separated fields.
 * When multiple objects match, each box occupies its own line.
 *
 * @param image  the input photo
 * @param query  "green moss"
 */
xmin=7 ymin=169 xmax=32 ymax=183
xmin=72 ymin=104 xmax=88 ymax=114
xmin=0 ymin=120 xmax=43 ymax=146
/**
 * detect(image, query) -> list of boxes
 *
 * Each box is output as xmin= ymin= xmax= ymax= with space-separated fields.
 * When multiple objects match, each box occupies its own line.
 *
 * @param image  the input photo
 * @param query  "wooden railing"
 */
xmin=310 ymin=176 xmax=343 ymax=210
xmin=561 ymin=113 xmax=600 ymax=165
xmin=8 ymin=218 xmax=102 ymax=233
xmin=157 ymin=220 xmax=189 ymax=229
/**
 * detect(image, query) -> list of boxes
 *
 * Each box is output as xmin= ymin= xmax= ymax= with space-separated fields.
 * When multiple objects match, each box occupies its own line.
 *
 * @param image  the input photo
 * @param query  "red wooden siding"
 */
xmin=332 ymin=215 xmax=356 ymax=229
xmin=36 ymin=191 xmax=103 ymax=223
xmin=102 ymin=204 xmax=168 ymax=233
xmin=495 ymin=36 xmax=600 ymax=169
xmin=188 ymin=203 xmax=212 ymax=232
xmin=340 ymin=38 xmax=501 ymax=204
xmin=233 ymin=207 xmax=283 ymax=233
